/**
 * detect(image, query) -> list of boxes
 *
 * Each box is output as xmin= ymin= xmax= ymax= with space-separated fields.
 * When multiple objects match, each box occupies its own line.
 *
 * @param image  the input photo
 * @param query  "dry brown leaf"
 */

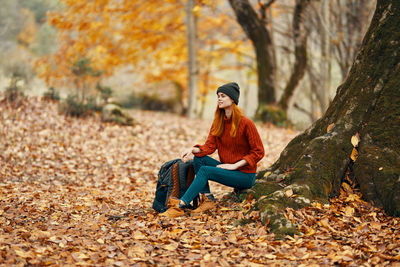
xmin=1 ymin=99 xmax=398 ymax=266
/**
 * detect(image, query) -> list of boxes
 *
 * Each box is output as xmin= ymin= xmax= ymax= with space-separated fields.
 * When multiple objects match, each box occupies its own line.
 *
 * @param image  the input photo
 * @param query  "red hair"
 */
xmin=211 ymin=104 xmax=244 ymax=137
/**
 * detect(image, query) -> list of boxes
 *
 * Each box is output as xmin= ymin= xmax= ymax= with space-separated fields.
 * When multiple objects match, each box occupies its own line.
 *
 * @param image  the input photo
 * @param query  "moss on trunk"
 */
xmin=240 ymin=0 xmax=400 ymax=236
xmin=354 ymin=62 xmax=400 ymax=216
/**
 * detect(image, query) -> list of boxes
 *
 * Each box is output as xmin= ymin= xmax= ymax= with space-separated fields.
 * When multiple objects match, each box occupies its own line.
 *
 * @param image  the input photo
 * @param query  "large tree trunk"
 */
xmin=229 ymin=0 xmax=276 ymax=105
xmin=278 ymin=0 xmax=311 ymax=111
xmin=242 ymin=0 xmax=400 ymax=236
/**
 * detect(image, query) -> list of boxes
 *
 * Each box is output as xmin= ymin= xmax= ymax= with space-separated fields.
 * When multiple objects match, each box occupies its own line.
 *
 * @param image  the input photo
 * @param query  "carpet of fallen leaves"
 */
xmin=1 ymin=97 xmax=399 ymax=266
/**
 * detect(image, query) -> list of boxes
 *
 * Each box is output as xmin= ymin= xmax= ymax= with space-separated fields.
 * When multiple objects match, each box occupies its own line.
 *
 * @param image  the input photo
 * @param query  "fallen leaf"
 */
xmin=350 ymin=147 xmax=358 ymax=161
xmin=351 ymin=133 xmax=360 ymax=147
xmin=263 ymin=171 xmax=271 ymax=178
xmin=343 ymin=206 xmax=354 ymax=216
xmin=327 ymin=123 xmax=334 ymax=133
xmin=285 ymin=189 xmax=293 ymax=197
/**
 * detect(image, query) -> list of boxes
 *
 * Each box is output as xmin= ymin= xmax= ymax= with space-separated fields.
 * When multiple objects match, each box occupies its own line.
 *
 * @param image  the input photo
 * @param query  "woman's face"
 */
xmin=217 ymin=92 xmax=233 ymax=109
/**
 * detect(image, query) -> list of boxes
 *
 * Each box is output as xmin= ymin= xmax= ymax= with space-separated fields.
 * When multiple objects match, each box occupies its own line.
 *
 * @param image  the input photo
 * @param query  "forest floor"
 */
xmin=1 ymin=97 xmax=399 ymax=266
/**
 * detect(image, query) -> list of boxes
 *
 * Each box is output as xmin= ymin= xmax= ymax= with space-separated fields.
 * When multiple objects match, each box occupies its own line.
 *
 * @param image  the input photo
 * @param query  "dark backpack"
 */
xmin=152 ymin=158 xmax=199 ymax=213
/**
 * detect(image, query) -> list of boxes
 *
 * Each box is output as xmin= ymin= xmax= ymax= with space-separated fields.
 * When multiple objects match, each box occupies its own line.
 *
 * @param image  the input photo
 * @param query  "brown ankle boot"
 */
xmin=161 ymin=197 xmax=184 ymax=218
xmin=191 ymin=195 xmax=216 ymax=214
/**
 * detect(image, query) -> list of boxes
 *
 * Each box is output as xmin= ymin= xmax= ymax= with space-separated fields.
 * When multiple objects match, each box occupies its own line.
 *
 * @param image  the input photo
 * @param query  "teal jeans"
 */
xmin=181 ymin=156 xmax=256 ymax=205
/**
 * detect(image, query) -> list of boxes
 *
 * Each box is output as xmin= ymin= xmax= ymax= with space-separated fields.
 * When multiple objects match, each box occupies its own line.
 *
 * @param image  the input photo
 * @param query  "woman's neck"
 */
xmin=224 ymin=106 xmax=233 ymax=119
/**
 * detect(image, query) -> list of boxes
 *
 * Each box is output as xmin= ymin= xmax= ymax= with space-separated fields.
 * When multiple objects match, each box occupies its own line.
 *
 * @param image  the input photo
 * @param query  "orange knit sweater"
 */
xmin=194 ymin=116 xmax=265 ymax=173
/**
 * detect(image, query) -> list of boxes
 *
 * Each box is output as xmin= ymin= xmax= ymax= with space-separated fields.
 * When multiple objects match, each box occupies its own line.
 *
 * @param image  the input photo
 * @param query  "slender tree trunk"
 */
xmin=241 ymin=0 xmax=400 ymax=236
xmin=318 ymin=0 xmax=331 ymax=113
xmin=332 ymin=0 xmax=375 ymax=81
xmin=278 ymin=0 xmax=311 ymax=111
xmin=229 ymin=0 xmax=276 ymax=105
xmin=186 ymin=0 xmax=198 ymax=118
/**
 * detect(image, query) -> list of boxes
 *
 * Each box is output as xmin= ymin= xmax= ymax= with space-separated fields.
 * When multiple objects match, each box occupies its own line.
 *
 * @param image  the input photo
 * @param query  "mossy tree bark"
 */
xmin=244 ymin=0 xmax=400 ymax=236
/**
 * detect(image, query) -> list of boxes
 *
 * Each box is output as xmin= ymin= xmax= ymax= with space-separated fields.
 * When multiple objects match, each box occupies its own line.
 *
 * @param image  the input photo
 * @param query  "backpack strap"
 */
xmin=186 ymin=165 xmax=195 ymax=189
xmin=168 ymin=162 xmax=180 ymax=200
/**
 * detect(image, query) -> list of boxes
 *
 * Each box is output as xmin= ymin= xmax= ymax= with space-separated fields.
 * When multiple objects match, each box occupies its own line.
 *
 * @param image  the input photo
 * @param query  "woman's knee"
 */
xmin=193 ymin=156 xmax=202 ymax=173
xmin=197 ymin=166 xmax=213 ymax=178
xmin=193 ymin=155 xmax=201 ymax=164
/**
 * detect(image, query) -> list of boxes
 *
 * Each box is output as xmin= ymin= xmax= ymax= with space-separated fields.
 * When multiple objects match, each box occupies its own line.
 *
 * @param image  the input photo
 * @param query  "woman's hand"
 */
xmin=181 ymin=147 xmax=201 ymax=162
xmin=181 ymin=148 xmax=192 ymax=162
xmin=217 ymin=163 xmax=238 ymax=170
xmin=217 ymin=159 xmax=247 ymax=170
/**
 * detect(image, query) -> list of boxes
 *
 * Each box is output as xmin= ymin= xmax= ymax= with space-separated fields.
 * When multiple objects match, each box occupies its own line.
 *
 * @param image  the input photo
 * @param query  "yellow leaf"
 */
xmin=319 ymin=218 xmax=336 ymax=232
xmin=379 ymin=167 xmax=383 ymax=170
xmin=312 ymin=202 xmax=322 ymax=209
xmin=127 ymin=247 xmax=147 ymax=258
xmin=228 ymin=234 xmax=237 ymax=244
xmin=345 ymin=194 xmax=360 ymax=202
xmin=342 ymin=182 xmax=353 ymax=193
xmin=264 ymin=254 xmax=277 ymax=259
xmin=350 ymin=147 xmax=358 ymax=161
xmin=203 ymin=253 xmax=212 ymax=261
xmin=49 ymin=236 xmax=58 ymax=242
xmin=306 ymin=228 xmax=315 ymax=236
xmin=77 ymin=253 xmax=89 ymax=259
xmin=164 ymin=243 xmax=179 ymax=251
xmin=132 ymin=230 xmax=146 ymax=240
xmin=263 ymin=171 xmax=271 ymax=178
xmin=344 ymin=206 xmax=354 ymax=216
xmin=119 ymin=222 xmax=130 ymax=228
xmin=14 ymin=248 xmax=34 ymax=258
xmin=193 ymin=6 xmax=201 ymax=15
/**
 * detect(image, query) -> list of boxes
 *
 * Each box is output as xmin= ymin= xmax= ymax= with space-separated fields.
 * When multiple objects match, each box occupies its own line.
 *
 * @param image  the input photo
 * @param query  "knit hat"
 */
xmin=216 ymin=82 xmax=240 ymax=105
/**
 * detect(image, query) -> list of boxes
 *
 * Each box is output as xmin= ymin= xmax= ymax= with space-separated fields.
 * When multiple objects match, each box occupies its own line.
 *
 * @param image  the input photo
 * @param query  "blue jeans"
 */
xmin=180 ymin=156 xmax=256 ymax=205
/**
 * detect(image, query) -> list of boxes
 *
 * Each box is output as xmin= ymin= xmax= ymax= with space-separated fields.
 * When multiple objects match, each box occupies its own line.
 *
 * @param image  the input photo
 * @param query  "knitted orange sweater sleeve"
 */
xmin=241 ymin=118 xmax=265 ymax=169
xmin=193 ymin=126 xmax=217 ymax=157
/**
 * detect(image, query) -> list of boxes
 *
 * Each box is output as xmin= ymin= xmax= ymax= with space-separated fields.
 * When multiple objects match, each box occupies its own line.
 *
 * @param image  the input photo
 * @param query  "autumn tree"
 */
xmin=38 ymin=0 xmax=251 ymax=116
xmin=240 ymin=0 xmax=400 ymax=236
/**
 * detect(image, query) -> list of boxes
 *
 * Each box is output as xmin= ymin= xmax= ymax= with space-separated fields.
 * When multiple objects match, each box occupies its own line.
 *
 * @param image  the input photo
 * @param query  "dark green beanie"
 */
xmin=216 ymin=82 xmax=240 ymax=105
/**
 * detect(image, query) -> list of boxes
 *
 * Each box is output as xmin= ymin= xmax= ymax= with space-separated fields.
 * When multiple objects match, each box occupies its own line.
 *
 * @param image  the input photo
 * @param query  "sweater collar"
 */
xmin=224 ymin=115 xmax=232 ymax=122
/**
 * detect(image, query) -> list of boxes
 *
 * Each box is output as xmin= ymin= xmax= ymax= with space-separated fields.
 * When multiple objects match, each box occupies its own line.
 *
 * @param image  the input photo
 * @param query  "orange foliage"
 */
xmin=17 ymin=9 xmax=38 ymax=47
xmin=37 ymin=0 xmax=253 ymax=98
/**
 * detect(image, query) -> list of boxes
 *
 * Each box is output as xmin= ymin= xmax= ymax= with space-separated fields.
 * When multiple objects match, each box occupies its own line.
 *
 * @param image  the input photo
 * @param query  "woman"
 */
xmin=162 ymin=82 xmax=265 ymax=218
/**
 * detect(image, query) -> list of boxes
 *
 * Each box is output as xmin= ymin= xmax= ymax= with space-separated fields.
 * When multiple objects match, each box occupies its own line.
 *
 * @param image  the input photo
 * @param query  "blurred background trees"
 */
xmin=0 ymin=0 xmax=59 ymax=104
xmin=0 ymin=0 xmax=376 ymax=129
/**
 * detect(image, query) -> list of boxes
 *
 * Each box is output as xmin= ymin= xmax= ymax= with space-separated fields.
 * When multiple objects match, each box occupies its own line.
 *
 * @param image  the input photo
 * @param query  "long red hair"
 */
xmin=211 ymin=104 xmax=244 ymax=137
